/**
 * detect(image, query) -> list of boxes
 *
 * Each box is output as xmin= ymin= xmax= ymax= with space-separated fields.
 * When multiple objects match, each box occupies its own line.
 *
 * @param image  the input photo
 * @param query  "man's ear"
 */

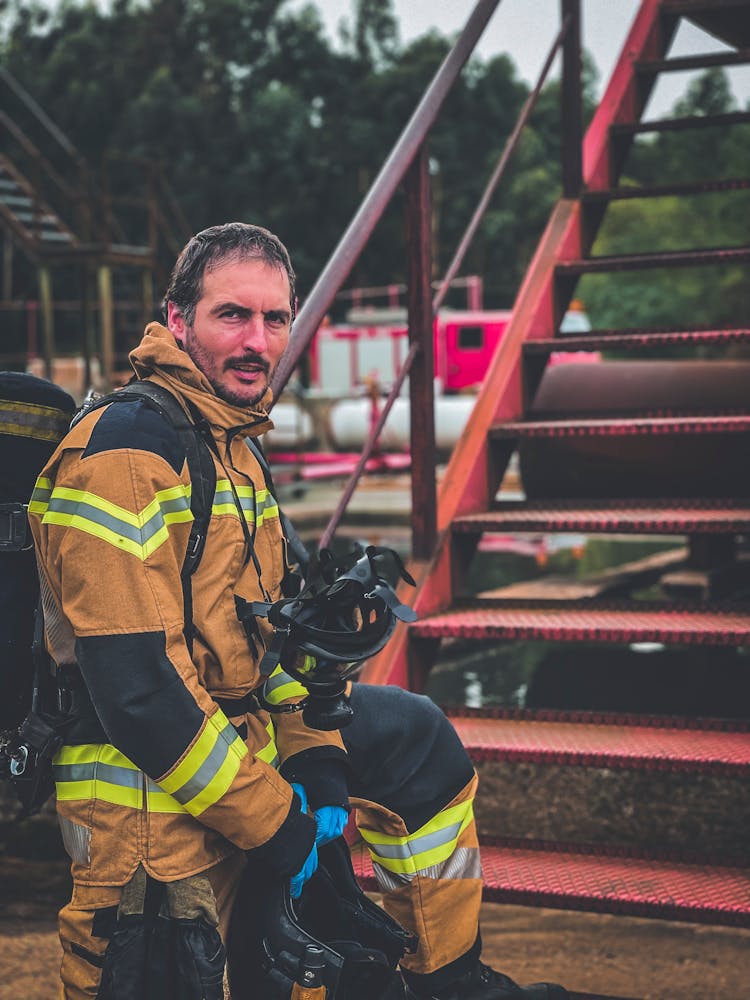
xmin=167 ymin=301 xmax=187 ymax=344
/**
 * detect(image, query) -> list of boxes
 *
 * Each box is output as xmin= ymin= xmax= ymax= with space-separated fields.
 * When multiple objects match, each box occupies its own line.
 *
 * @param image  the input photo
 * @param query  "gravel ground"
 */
xmin=1 ymin=857 xmax=750 ymax=1000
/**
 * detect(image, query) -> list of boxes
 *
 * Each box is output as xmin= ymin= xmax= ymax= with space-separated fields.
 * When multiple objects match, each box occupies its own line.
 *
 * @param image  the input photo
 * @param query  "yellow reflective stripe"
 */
xmin=53 ymin=744 xmax=144 ymax=809
xmin=158 ymin=717 xmax=222 ymax=795
xmin=264 ymin=665 xmax=308 ymax=705
xmin=146 ymin=779 xmax=189 ymax=814
xmin=256 ymin=719 xmax=279 ymax=766
xmin=38 ymin=483 xmax=193 ymax=560
xmin=54 ymin=743 xmax=138 ymax=769
xmin=158 ymin=710 xmax=248 ymax=817
xmin=256 ymin=489 xmax=279 ymax=526
xmin=55 ymin=779 xmax=143 ymax=809
xmin=211 ymin=481 xmax=279 ymax=525
xmin=360 ymin=799 xmax=475 ymax=876
xmin=28 ymin=475 xmax=53 ymax=514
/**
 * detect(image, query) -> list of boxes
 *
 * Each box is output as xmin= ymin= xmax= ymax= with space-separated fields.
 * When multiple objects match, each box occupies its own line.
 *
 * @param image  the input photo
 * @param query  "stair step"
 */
xmin=351 ymin=840 xmax=750 ymax=926
xmin=635 ymin=50 xmax=750 ymax=74
xmin=610 ymin=110 xmax=750 ymax=137
xmin=446 ymin=713 xmax=750 ymax=776
xmin=555 ymin=245 xmax=750 ymax=275
xmin=582 ymin=178 xmax=750 ymax=202
xmin=39 ymin=230 xmax=74 ymax=242
xmin=410 ymin=604 xmax=750 ymax=646
xmin=0 ymin=193 xmax=33 ymax=207
xmin=491 ymin=414 xmax=750 ymax=439
xmin=453 ymin=501 xmax=750 ymax=534
xmin=13 ymin=210 xmax=58 ymax=225
xmin=525 ymin=328 xmax=750 ymax=353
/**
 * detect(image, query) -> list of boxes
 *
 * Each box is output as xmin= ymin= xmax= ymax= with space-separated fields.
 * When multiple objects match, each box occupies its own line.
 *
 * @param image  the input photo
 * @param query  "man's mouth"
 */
xmin=227 ymin=358 xmax=270 ymax=379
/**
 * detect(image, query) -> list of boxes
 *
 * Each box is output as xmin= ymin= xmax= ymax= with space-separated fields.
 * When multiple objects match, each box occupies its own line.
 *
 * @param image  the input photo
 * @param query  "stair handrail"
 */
xmin=0 ymin=66 xmax=82 ymax=165
xmin=0 ymin=66 xmax=92 ymax=237
xmin=316 ymin=14 xmax=573 ymax=551
xmin=270 ymin=0 xmax=504 ymax=396
xmin=0 ymin=110 xmax=77 ymax=203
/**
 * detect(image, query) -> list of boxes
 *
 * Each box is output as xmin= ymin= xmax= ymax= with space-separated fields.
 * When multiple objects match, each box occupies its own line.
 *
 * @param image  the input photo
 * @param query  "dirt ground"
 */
xmin=1 ymin=857 xmax=750 ymax=1000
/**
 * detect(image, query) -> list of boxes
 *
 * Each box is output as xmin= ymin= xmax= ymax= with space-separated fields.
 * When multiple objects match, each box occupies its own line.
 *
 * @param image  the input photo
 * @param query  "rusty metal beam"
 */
xmin=271 ymin=0 xmax=503 ymax=400
xmin=405 ymin=147 xmax=437 ymax=559
xmin=561 ymin=0 xmax=583 ymax=197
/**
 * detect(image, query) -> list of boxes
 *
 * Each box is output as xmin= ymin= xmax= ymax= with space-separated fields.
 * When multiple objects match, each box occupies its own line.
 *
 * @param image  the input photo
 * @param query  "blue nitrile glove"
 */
xmin=314 ymin=805 xmax=348 ymax=846
xmin=290 ymin=783 xmax=318 ymax=899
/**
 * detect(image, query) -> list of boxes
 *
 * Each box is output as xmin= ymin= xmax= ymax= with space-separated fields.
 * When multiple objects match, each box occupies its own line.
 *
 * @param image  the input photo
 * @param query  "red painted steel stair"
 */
xmin=360 ymin=0 xmax=750 ymax=955
xmin=351 ymin=840 xmax=750 ymax=927
xmin=445 ymin=712 xmax=750 ymax=776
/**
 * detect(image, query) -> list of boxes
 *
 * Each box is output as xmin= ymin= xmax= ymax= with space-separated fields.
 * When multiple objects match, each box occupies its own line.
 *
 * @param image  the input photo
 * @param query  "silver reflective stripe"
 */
xmin=169 ymin=725 xmax=234 ymax=806
xmin=371 ymin=847 xmax=482 ymax=890
xmin=58 ymin=816 xmax=91 ymax=867
xmin=53 ymin=761 xmax=142 ymax=788
xmin=214 ymin=487 xmax=236 ymax=506
xmin=30 ymin=482 xmax=52 ymax=506
xmin=419 ymin=847 xmax=483 ymax=882
xmin=264 ymin=669 xmax=297 ymax=697
xmin=369 ymin=821 xmax=463 ymax=861
xmin=46 ymin=493 xmax=190 ymax=545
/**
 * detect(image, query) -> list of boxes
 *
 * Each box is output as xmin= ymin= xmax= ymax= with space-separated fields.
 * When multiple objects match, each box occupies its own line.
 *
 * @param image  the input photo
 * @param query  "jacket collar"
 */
xmin=128 ymin=322 xmax=274 ymax=441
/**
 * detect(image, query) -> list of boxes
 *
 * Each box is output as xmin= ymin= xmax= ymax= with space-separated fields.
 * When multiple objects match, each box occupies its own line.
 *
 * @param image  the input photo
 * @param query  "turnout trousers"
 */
xmin=56 ymin=685 xmax=481 ymax=997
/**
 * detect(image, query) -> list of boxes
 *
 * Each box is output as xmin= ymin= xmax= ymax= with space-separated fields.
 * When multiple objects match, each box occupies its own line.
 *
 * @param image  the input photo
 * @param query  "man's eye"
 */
xmin=266 ymin=314 xmax=287 ymax=327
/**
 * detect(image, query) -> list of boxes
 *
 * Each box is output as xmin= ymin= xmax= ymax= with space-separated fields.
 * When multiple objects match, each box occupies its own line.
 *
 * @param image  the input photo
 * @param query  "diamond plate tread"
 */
xmin=350 ymin=842 xmax=750 ymax=927
xmin=610 ymin=110 xmax=750 ymax=136
xmin=446 ymin=715 xmax=750 ymax=776
xmin=582 ymin=179 xmax=750 ymax=201
xmin=555 ymin=245 xmax=750 ymax=275
xmin=491 ymin=415 xmax=750 ymax=438
xmin=410 ymin=605 xmax=750 ymax=646
xmin=524 ymin=328 xmax=750 ymax=353
xmin=452 ymin=502 xmax=750 ymax=534
xmin=636 ymin=51 xmax=750 ymax=73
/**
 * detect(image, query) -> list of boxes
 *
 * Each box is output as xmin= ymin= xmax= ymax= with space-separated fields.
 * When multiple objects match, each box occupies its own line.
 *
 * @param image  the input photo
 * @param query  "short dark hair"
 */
xmin=162 ymin=222 xmax=296 ymax=325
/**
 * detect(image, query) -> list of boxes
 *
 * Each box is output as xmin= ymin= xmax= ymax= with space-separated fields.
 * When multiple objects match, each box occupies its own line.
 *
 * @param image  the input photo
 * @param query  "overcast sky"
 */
xmin=288 ymin=0 xmax=749 ymax=118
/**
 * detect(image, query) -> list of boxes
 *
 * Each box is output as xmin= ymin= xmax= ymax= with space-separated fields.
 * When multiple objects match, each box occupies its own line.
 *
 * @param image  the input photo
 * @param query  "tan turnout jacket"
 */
xmin=29 ymin=323 xmax=345 ymax=888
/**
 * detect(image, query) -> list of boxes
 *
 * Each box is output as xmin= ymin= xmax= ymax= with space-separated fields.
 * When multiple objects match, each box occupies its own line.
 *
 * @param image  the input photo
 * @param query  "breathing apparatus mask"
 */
xmin=235 ymin=545 xmax=416 ymax=730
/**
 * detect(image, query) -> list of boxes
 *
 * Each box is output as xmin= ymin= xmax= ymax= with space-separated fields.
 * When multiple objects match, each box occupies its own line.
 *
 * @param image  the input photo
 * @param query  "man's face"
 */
xmin=167 ymin=257 xmax=292 ymax=409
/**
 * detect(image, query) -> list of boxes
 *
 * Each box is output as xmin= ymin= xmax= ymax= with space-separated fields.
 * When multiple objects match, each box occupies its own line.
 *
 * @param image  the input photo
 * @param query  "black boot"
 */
xmin=403 ymin=961 xmax=569 ymax=1000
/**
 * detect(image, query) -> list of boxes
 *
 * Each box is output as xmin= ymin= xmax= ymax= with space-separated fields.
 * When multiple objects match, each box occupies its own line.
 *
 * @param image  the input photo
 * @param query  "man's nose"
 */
xmin=240 ymin=315 xmax=269 ymax=353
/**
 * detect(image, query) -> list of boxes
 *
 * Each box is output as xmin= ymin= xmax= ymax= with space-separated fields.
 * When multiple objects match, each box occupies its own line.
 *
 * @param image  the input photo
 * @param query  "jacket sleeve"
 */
xmin=263 ymin=662 xmax=349 ymax=810
xmin=29 ymin=404 xmax=314 ymax=869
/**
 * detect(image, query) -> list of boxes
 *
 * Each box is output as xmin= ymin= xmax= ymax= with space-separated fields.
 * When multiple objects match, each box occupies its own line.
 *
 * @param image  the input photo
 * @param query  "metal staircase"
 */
xmin=356 ymin=0 xmax=750 ymax=958
xmin=0 ymin=154 xmax=77 ymax=251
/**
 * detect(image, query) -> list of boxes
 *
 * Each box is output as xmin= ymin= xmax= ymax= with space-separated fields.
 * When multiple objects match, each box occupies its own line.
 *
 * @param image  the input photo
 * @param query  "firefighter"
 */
xmin=29 ymin=223 xmax=567 ymax=1000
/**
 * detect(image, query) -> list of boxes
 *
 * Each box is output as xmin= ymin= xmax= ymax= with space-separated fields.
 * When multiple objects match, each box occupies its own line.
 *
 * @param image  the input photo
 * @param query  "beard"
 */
xmin=182 ymin=328 xmax=271 ymax=409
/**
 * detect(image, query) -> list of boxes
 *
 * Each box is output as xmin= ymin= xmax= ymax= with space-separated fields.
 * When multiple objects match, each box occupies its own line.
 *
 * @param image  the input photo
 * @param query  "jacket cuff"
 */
xmin=246 ymin=789 xmax=316 ymax=876
xmin=279 ymin=746 xmax=350 ymax=810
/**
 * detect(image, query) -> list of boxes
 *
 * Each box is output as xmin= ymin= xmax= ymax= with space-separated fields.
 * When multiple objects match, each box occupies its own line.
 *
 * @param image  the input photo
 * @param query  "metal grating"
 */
xmin=555 ymin=246 xmax=750 ymax=275
xmin=453 ymin=501 xmax=750 ymax=534
xmin=448 ymin=715 xmax=750 ymax=776
xmin=524 ymin=329 xmax=750 ymax=353
xmin=411 ymin=604 xmax=750 ymax=646
xmin=491 ymin=415 xmax=750 ymax=439
xmin=350 ymin=841 xmax=750 ymax=926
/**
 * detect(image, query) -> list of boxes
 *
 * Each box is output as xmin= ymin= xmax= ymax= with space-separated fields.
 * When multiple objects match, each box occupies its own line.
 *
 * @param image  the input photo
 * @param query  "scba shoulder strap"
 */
xmin=77 ymin=381 xmax=216 ymax=651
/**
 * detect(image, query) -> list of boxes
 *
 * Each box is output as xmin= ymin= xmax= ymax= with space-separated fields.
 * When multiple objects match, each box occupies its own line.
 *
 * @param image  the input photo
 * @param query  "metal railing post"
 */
xmin=561 ymin=0 xmax=583 ymax=197
xmin=405 ymin=146 xmax=437 ymax=559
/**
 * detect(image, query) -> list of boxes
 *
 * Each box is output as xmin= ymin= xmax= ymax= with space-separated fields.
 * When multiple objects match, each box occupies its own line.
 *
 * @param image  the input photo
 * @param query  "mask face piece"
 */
xmin=242 ymin=546 xmax=417 ymax=730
